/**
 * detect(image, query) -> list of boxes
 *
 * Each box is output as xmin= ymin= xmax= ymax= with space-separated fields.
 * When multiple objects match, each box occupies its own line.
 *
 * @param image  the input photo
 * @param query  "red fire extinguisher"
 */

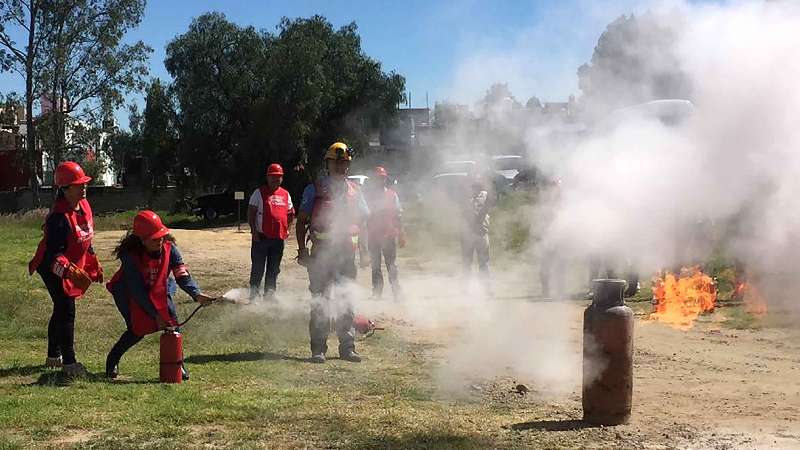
xmin=158 ymin=301 xmax=213 ymax=384
xmin=353 ymin=314 xmax=384 ymax=338
xmin=160 ymin=330 xmax=183 ymax=384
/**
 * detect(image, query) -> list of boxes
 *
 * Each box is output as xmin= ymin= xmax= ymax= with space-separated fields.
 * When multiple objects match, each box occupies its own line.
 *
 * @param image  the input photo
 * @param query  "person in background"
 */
xmin=364 ymin=166 xmax=405 ymax=300
xmin=28 ymin=161 xmax=103 ymax=378
xmin=296 ymin=142 xmax=369 ymax=363
xmin=460 ymin=173 xmax=492 ymax=293
xmin=104 ymin=211 xmax=214 ymax=380
xmin=248 ymin=163 xmax=294 ymax=302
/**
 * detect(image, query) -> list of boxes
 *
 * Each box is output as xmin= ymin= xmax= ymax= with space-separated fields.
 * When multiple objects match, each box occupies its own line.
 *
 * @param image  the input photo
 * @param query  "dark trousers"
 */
xmin=369 ymin=235 xmax=399 ymax=296
xmin=106 ymin=307 xmax=180 ymax=370
xmin=250 ymin=236 xmax=285 ymax=297
xmin=40 ymin=271 xmax=77 ymax=365
xmin=307 ymin=241 xmax=356 ymax=356
xmin=461 ymin=231 xmax=490 ymax=275
xmin=106 ymin=330 xmax=143 ymax=370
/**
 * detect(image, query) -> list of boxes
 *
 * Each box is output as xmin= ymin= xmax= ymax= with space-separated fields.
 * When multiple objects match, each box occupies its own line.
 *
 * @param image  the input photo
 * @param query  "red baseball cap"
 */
xmin=267 ymin=164 xmax=284 ymax=176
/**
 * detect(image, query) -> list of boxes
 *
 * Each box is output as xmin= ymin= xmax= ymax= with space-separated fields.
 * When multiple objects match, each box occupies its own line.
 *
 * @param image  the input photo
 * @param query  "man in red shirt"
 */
xmin=248 ymin=164 xmax=294 ymax=301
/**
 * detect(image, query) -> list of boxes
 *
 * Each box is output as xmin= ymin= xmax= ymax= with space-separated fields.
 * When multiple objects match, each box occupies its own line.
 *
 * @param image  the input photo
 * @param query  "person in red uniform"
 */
xmin=104 ymin=210 xmax=214 ymax=380
xmin=247 ymin=163 xmax=294 ymax=301
xmin=28 ymin=161 xmax=103 ymax=378
xmin=364 ymin=166 xmax=405 ymax=300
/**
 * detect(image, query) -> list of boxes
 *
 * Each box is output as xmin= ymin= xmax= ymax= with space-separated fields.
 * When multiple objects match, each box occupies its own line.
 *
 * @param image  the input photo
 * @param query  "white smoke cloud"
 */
xmin=420 ymin=0 xmax=800 ymax=393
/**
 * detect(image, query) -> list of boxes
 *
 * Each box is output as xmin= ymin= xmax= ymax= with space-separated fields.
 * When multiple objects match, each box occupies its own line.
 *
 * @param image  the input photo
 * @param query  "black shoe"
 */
xmin=181 ymin=364 xmax=190 ymax=381
xmin=106 ymin=364 xmax=119 ymax=379
xmin=340 ymin=350 xmax=362 ymax=363
xmin=105 ymin=354 xmax=119 ymax=379
xmin=310 ymin=353 xmax=326 ymax=364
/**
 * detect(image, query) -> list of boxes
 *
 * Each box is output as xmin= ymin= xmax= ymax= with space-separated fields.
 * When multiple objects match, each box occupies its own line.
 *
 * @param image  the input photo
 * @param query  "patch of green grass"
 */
xmin=0 ymin=215 xmax=522 ymax=448
xmin=722 ymin=307 xmax=763 ymax=330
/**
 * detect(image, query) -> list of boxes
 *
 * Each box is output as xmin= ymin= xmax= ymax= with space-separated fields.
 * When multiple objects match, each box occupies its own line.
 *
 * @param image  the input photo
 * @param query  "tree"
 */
xmin=140 ymin=79 xmax=178 ymax=197
xmin=525 ymin=96 xmax=543 ymax=111
xmin=106 ymin=104 xmax=140 ymax=186
xmin=36 ymin=0 xmax=151 ymax=167
xmin=165 ymin=12 xmax=265 ymax=190
xmin=577 ymin=12 xmax=692 ymax=115
xmin=266 ymin=16 xmax=404 ymax=170
xmin=0 ymin=0 xmax=48 ymax=200
xmin=0 ymin=92 xmax=22 ymax=124
xmin=165 ymin=13 xmax=405 ymax=191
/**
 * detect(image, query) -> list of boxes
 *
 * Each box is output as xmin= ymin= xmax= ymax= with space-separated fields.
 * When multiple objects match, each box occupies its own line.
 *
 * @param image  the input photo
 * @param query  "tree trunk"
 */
xmin=25 ymin=1 xmax=40 ymax=206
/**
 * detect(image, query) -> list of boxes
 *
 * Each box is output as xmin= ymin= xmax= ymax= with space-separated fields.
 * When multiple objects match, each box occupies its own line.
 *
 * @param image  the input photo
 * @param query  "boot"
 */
xmin=45 ymin=356 xmax=63 ymax=369
xmin=63 ymin=362 xmax=88 ymax=379
xmin=340 ymin=350 xmax=362 ymax=363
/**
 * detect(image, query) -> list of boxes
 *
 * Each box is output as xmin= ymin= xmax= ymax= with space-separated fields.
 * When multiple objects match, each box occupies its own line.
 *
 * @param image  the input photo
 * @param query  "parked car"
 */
xmin=429 ymin=172 xmax=469 ymax=203
xmin=193 ymin=191 xmax=237 ymax=222
xmin=492 ymin=155 xmax=523 ymax=183
xmin=437 ymin=160 xmax=476 ymax=176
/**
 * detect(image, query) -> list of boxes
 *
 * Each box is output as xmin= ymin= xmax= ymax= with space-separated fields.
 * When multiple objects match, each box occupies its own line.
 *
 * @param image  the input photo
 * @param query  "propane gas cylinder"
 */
xmin=582 ymin=279 xmax=634 ymax=425
xmin=160 ymin=330 xmax=183 ymax=384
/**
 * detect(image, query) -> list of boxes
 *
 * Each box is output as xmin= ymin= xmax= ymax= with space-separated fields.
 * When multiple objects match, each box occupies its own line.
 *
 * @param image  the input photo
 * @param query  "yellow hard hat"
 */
xmin=325 ymin=142 xmax=353 ymax=161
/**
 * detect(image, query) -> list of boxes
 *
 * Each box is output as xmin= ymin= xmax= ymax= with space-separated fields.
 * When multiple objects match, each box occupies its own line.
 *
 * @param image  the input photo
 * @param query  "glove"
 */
xmin=66 ymin=263 xmax=92 ymax=292
xmin=296 ymin=248 xmax=310 ymax=267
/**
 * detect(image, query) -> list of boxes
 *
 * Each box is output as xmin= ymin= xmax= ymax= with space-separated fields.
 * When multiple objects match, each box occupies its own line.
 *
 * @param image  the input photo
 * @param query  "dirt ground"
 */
xmin=99 ymin=227 xmax=800 ymax=449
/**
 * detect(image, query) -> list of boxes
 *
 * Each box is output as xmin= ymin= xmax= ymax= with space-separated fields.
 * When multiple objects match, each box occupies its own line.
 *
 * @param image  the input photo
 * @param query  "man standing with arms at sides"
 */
xmin=365 ymin=166 xmax=405 ymax=300
xmin=296 ymin=142 xmax=369 ymax=363
xmin=461 ymin=173 xmax=492 ymax=295
xmin=248 ymin=163 xmax=294 ymax=302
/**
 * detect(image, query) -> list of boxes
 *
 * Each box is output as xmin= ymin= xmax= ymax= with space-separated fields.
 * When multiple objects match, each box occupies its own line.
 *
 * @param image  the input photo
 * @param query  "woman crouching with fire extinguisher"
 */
xmin=104 ymin=210 xmax=214 ymax=380
xmin=28 ymin=161 xmax=103 ymax=379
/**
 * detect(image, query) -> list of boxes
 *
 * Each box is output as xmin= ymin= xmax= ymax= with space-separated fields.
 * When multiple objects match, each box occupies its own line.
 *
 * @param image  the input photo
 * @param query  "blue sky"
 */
xmin=0 ymin=0 xmax=714 ymax=124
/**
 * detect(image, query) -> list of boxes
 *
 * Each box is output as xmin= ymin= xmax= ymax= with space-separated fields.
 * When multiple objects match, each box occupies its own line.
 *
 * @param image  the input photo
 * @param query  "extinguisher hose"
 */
xmin=177 ymin=303 xmax=207 ymax=327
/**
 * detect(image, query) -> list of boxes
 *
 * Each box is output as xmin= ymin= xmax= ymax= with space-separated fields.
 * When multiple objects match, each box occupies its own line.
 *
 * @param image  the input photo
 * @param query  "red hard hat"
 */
xmin=55 ymin=161 xmax=92 ymax=186
xmin=267 ymin=163 xmax=284 ymax=176
xmin=374 ymin=166 xmax=388 ymax=177
xmin=133 ymin=210 xmax=171 ymax=240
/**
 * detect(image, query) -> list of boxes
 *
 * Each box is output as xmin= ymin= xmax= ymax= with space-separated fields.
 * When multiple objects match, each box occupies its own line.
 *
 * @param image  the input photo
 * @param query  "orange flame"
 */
xmin=651 ymin=266 xmax=717 ymax=330
xmin=739 ymin=282 xmax=768 ymax=318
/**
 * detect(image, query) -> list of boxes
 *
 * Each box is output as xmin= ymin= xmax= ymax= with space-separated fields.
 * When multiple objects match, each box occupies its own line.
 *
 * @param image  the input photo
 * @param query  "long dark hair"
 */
xmin=113 ymin=232 xmax=176 ymax=259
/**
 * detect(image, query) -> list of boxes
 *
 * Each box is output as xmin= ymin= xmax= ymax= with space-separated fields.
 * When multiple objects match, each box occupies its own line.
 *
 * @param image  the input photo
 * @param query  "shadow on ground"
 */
xmin=510 ymin=419 xmax=597 ymax=432
xmin=184 ymin=351 xmax=307 ymax=364
xmin=0 ymin=364 xmax=46 ymax=378
xmin=350 ymin=431 xmax=490 ymax=450
xmin=30 ymin=371 xmax=159 ymax=387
